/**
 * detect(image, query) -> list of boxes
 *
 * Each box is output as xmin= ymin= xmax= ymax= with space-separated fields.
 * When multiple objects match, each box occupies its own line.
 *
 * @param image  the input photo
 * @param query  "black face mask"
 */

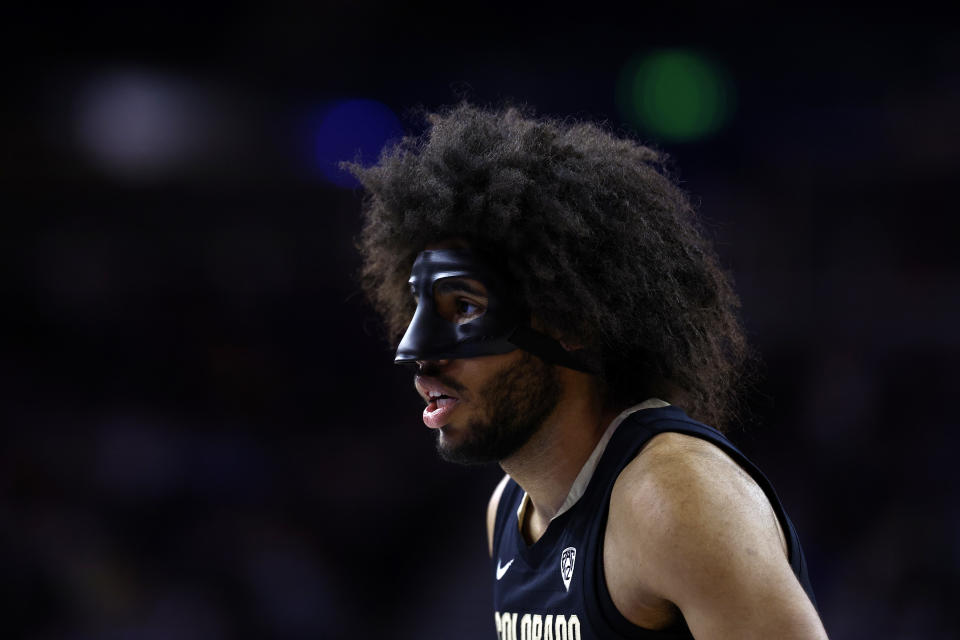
xmin=394 ymin=249 xmax=598 ymax=373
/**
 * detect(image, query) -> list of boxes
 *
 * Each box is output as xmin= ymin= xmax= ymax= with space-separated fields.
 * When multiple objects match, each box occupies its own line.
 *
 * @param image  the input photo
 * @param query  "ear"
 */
xmin=530 ymin=315 xmax=584 ymax=352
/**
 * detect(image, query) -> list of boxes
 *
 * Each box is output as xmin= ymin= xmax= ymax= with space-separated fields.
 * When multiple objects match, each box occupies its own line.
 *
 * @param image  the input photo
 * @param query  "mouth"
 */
xmin=423 ymin=394 xmax=460 ymax=429
xmin=416 ymin=376 xmax=462 ymax=429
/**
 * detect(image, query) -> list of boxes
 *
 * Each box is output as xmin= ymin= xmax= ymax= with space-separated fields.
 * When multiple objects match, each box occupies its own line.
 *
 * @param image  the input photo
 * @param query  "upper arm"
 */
xmin=606 ymin=433 xmax=827 ymax=640
xmin=487 ymin=474 xmax=511 ymax=558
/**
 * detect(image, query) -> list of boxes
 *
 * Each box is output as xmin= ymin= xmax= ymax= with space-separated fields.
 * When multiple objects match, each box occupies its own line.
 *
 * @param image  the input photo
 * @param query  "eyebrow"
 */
xmin=434 ymin=279 xmax=488 ymax=298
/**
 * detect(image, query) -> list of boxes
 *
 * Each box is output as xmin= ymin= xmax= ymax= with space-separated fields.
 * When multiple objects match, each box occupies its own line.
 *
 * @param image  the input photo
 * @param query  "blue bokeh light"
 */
xmin=313 ymin=99 xmax=403 ymax=188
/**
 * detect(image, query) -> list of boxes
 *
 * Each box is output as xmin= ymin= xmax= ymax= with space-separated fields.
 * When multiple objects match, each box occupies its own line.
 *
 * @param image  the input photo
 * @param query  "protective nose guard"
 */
xmin=394 ymin=249 xmax=600 ymax=373
xmin=395 ymin=249 xmax=520 ymax=363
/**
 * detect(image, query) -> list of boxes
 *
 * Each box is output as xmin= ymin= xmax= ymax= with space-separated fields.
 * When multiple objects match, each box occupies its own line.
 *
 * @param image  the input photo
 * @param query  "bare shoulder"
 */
xmin=486 ymin=474 xmax=511 ymax=558
xmin=615 ymin=432 xmax=785 ymax=548
xmin=605 ymin=432 xmax=827 ymax=639
xmin=609 ymin=431 xmax=787 ymax=581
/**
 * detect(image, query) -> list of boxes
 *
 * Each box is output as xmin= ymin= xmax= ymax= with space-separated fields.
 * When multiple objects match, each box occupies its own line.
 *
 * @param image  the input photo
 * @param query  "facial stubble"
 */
xmin=436 ymin=351 xmax=563 ymax=465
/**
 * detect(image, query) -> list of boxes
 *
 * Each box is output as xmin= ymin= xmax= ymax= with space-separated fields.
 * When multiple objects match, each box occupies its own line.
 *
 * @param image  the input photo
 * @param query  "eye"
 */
xmin=456 ymin=299 xmax=480 ymax=317
xmin=432 ymin=278 xmax=489 ymax=324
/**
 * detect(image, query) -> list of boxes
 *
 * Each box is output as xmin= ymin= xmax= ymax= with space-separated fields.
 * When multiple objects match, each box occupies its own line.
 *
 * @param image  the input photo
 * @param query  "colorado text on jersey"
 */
xmin=494 ymin=611 xmax=582 ymax=640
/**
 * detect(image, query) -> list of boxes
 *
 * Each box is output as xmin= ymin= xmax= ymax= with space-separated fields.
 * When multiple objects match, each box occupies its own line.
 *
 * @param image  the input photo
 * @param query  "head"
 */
xmin=349 ymin=103 xmax=751 ymax=432
xmin=402 ymin=237 xmax=583 ymax=464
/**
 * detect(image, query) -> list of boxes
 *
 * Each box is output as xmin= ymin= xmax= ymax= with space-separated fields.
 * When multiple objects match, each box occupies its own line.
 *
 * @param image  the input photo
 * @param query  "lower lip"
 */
xmin=423 ymin=398 xmax=460 ymax=429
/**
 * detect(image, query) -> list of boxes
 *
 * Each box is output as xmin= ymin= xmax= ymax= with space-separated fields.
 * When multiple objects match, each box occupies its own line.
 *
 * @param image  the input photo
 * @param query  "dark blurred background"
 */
xmin=3 ymin=4 xmax=959 ymax=639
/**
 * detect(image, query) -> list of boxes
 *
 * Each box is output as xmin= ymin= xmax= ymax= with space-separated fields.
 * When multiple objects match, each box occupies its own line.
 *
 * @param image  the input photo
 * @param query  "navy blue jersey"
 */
xmin=491 ymin=402 xmax=817 ymax=639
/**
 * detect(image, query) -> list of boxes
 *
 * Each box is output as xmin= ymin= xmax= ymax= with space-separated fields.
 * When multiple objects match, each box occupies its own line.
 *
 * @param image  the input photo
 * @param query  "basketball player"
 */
xmin=349 ymin=104 xmax=828 ymax=639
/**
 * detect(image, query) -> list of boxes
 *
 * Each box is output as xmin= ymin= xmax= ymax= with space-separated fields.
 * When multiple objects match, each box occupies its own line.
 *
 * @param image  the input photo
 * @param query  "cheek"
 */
xmin=448 ymin=350 xmax=527 ymax=399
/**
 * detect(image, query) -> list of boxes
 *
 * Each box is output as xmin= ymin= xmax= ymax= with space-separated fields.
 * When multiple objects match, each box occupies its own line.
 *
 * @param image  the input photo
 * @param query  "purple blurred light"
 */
xmin=75 ymin=71 xmax=208 ymax=180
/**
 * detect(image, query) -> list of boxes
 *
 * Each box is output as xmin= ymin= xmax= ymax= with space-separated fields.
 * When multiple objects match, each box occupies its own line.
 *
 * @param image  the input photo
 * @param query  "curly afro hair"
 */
xmin=348 ymin=103 xmax=751 ymax=430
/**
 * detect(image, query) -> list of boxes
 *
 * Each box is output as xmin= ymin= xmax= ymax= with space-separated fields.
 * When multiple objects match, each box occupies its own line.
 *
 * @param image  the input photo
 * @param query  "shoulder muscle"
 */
xmin=606 ymin=432 xmax=826 ymax=639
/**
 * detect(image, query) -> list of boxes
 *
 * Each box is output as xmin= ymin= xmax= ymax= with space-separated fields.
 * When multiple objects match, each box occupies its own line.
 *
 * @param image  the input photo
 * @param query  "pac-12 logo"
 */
xmin=560 ymin=547 xmax=576 ymax=592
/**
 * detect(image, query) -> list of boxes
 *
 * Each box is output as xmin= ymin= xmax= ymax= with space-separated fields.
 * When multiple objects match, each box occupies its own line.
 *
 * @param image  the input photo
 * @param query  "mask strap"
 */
xmin=508 ymin=326 xmax=600 ymax=374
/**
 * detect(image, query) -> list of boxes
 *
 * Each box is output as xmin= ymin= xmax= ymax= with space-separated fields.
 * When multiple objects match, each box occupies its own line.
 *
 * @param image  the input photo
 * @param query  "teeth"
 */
xmin=437 ymin=397 xmax=456 ymax=408
xmin=425 ymin=388 xmax=457 ymax=402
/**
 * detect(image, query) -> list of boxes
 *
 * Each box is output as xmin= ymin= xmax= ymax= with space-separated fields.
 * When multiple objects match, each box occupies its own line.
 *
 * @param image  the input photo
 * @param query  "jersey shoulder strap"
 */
xmin=491 ymin=475 xmax=523 ymax=560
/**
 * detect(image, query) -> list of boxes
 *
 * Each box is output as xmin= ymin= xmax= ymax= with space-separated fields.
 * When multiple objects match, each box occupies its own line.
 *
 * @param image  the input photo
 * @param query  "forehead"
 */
xmin=409 ymin=249 xmax=484 ymax=281
xmin=407 ymin=247 xmax=506 ymax=297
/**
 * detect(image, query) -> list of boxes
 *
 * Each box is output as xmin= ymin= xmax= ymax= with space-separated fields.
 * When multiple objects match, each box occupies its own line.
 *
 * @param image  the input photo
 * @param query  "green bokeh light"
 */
xmin=616 ymin=49 xmax=735 ymax=142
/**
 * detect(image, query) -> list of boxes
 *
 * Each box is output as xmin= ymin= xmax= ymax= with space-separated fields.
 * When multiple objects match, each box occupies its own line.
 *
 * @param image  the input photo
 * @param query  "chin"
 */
xmin=435 ymin=429 xmax=498 ymax=466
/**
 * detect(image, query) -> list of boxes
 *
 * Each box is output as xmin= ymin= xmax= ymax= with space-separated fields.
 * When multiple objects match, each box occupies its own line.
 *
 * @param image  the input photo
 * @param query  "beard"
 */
xmin=436 ymin=350 xmax=563 ymax=465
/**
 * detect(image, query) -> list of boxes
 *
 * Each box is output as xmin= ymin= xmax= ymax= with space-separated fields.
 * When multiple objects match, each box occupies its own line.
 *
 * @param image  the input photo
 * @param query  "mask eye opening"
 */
xmin=433 ymin=277 xmax=489 ymax=325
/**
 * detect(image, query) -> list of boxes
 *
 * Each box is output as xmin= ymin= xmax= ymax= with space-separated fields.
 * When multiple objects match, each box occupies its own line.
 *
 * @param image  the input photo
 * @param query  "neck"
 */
xmin=500 ymin=370 xmax=625 ymax=535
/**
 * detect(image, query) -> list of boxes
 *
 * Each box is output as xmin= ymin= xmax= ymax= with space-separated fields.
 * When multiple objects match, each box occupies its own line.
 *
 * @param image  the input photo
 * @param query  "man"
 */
xmin=349 ymin=104 xmax=828 ymax=639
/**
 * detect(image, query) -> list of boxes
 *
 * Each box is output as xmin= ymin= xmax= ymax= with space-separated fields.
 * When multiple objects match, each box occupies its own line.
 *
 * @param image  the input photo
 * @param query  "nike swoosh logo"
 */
xmin=496 ymin=558 xmax=515 ymax=580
